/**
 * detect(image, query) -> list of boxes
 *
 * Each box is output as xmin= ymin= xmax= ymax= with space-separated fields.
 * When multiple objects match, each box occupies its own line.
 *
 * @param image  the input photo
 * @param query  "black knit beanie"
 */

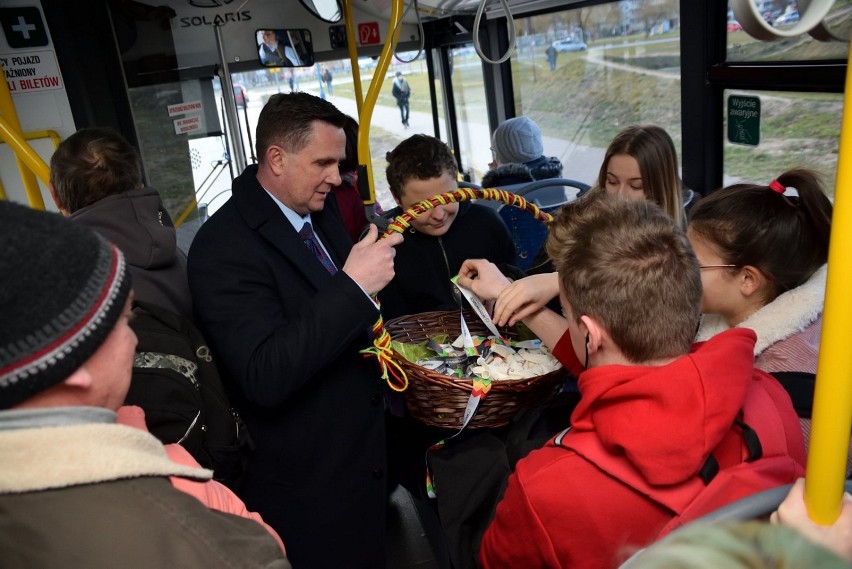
xmin=0 ymin=201 xmax=130 ymax=409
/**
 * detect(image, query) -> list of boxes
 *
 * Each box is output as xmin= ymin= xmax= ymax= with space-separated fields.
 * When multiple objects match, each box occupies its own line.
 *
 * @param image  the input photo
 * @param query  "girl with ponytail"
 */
xmin=689 ymin=168 xmax=837 ymax=466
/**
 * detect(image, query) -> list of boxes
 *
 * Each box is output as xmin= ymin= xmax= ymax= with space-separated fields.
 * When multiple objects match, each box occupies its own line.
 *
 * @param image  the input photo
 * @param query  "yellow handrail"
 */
xmin=0 ymin=62 xmax=46 ymax=209
xmin=24 ymin=129 xmax=61 ymax=150
xmin=173 ymin=196 xmax=198 ymax=229
xmin=356 ymin=0 xmax=403 ymax=205
xmin=0 ymin=115 xmax=51 ymax=186
xmin=342 ymin=0 xmax=363 ymax=115
xmin=804 ymin=40 xmax=852 ymax=524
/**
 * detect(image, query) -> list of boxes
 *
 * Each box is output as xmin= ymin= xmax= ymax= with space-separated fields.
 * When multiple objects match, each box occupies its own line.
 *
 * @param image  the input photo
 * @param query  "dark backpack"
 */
xmin=124 ymin=300 xmax=252 ymax=487
xmin=770 ymin=371 xmax=815 ymax=419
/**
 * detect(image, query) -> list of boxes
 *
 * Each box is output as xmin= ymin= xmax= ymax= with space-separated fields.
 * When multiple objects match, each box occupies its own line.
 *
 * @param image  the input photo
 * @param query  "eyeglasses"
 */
xmin=699 ymin=264 xmax=739 ymax=270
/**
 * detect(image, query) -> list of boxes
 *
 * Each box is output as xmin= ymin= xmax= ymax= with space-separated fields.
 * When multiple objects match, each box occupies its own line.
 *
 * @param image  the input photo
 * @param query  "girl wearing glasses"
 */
xmin=688 ymin=168 xmax=837 ymax=469
xmin=689 ymin=168 xmax=832 ymax=375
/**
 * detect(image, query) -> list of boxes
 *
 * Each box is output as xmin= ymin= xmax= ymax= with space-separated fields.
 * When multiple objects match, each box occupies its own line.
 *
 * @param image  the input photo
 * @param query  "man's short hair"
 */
xmin=49 ymin=128 xmax=143 ymax=213
xmin=546 ymin=194 xmax=701 ymax=362
xmin=385 ymin=134 xmax=458 ymax=201
xmin=255 ymin=92 xmax=348 ymax=162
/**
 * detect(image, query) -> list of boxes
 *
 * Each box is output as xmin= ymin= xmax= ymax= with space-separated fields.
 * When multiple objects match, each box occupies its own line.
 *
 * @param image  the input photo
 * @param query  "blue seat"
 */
xmin=494 ymin=179 xmax=591 ymax=271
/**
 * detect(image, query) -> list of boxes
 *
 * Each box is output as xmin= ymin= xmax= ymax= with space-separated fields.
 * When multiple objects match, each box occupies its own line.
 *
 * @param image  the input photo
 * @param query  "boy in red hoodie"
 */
xmin=458 ymin=195 xmax=805 ymax=569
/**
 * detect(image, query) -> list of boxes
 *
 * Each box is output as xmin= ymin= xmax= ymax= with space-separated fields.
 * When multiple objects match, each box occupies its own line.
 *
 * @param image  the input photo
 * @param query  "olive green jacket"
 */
xmin=0 ymin=420 xmax=291 ymax=569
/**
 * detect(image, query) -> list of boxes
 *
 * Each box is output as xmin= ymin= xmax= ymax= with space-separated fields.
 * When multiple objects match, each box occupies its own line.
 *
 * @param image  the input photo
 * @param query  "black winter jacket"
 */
xmin=381 ymin=202 xmax=516 ymax=320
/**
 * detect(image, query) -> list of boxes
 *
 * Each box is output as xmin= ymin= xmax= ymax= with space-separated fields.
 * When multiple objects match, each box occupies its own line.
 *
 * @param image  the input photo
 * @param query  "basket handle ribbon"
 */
xmin=360 ymin=187 xmax=554 ymax=392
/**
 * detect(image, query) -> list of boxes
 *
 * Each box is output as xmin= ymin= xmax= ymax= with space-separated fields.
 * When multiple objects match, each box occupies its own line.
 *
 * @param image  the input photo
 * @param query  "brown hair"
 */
xmin=49 ymin=128 xmax=143 ymax=213
xmin=255 ymin=92 xmax=347 ymax=162
xmin=339 ymin=114 xmax=360 ymax=173
xmin=688 ymin=168 xmax=832 ymax=303
xmin=385 ymin=134 xmax=458 ymax=200
xmin=595 ymin=125 xmax=685 ymax=227
xmin=547 ymin=194 xmax=701 ymax=363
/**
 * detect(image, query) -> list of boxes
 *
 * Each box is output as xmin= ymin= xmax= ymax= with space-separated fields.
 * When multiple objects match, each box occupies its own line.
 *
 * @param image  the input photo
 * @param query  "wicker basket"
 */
xmin=385 ymin=310 xmax=568 ymax=429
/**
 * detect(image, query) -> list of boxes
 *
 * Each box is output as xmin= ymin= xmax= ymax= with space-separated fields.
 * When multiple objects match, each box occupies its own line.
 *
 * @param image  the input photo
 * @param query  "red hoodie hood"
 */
xmin=569 ymin=328 xmax=757 ymax=486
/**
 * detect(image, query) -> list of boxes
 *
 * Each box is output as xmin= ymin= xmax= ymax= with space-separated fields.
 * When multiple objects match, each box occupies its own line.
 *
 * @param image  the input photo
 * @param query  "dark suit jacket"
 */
xmin=188 ymin=165 xmax=387 ymax=569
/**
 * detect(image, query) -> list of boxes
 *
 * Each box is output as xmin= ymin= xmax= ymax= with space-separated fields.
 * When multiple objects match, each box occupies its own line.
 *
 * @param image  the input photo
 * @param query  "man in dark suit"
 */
xmin=188 ymin=92 xmax=403 ymax=569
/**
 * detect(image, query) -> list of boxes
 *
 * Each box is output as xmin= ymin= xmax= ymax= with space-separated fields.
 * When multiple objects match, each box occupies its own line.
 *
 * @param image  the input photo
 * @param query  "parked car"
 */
xmin=358 ymin=57 xmax=378 ymax=70
xmin=774 ymin=10 xmax=800 ymax=25
xmin=726 ymin=20 xmax=742 ymax=32
xmin=763 ymin=9 xmax=782 ymax=23
xmin=552 ymin=38 xmax=588 ymax=53
xmin=233 ymin=83 xmax=248 ymax=108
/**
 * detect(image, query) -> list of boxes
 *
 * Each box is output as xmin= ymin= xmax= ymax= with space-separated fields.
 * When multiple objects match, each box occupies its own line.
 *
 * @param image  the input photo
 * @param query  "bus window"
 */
xmin=448 ymin=43 xmax=491 ymax=182
xmin=723 ymin=89 xmax=842 ymax=194
xmin=726 ymin=2 xmax=852 ymax=63
xmin=126 ymin=78 xmax=226 ymax=232
xmin=224 ymin=52 xmax=432 ymax=212
xmin=510 ymin=2 xmax=683 ymax=188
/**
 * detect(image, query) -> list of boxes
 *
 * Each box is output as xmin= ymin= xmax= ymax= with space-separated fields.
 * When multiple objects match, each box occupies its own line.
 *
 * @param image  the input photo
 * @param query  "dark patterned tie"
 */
xmin=299 ymin=222 xmax=337 ymax=275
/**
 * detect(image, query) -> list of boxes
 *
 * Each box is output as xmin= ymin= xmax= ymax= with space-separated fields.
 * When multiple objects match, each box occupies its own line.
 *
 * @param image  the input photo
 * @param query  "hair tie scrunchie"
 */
xmin=769 ymin=179 xmax=799 ymax=198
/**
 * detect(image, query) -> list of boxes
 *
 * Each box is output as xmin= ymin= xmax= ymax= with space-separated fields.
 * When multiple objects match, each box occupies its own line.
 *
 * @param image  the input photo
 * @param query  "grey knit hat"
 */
xmin=0 ymin=201 xmax=130 ymax=409
xmin=491 ymin=117 xmax=544 ymax=164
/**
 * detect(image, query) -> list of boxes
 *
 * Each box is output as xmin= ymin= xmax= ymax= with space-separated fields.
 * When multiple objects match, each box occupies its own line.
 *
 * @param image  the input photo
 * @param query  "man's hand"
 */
xmin=343 ymin=225 xmax=404 ymax=296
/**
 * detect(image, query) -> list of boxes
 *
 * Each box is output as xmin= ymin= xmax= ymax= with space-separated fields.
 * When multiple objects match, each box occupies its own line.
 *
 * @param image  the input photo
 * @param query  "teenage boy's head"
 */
xmin=0 ymin=201 xmax=134 ymax=411
xmin=546 ymin=195 xmax=701 ymax=366
xmin=386 ymin=134 xmax=459 ymax=237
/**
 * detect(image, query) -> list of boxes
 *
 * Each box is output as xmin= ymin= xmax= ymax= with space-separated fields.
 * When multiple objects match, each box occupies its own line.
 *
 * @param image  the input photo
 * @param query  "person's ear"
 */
xmin=739 ymin=265 xmax=767 ymax=298
xmin=579 ymin=315 xmax=604 ymax=354
xmin=266 ymin=145 xmax=287 ymax=176
xmin=62 ymin=368 xmax=94 ymax=390
xmin=47 ymin=182 xmax=68 ymax=216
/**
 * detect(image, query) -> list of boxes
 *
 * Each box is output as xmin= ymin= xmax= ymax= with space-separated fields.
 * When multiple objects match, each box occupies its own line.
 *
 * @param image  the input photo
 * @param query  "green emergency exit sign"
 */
xmin=727 ymin=95 xmax=761 ymax=146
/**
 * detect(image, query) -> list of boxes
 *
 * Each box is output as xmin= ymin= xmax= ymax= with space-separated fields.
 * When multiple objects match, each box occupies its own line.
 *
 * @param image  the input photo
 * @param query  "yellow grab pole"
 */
xmin=173 ymin=196 xmax=198 ymax=229
xmin=356 ymin=0 xmax=403 ymax=205
xmin=805 ymin=40 xmax=852 ymax=524
xmin=0 ymin=115 xmax=51 ymax=185
xmin=342 ymin=0 xmax=363 ymax=115
xmin=0 ymin=62 xmax=46 ymax=209
xmin=24 ymin=129 xmax=61 ymax=150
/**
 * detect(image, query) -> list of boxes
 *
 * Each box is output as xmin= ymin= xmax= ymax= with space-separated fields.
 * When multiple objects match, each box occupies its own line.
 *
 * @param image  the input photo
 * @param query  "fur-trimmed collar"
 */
xmin=481 ymin=163 xmax=533 ymax=188
xmin=696 ymin=264 xmax=826 ymax=356
xmin=0 ymin=422 xmax=211 ymax=494
xmin=480 ymin=157 xmax=564 ymax=189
